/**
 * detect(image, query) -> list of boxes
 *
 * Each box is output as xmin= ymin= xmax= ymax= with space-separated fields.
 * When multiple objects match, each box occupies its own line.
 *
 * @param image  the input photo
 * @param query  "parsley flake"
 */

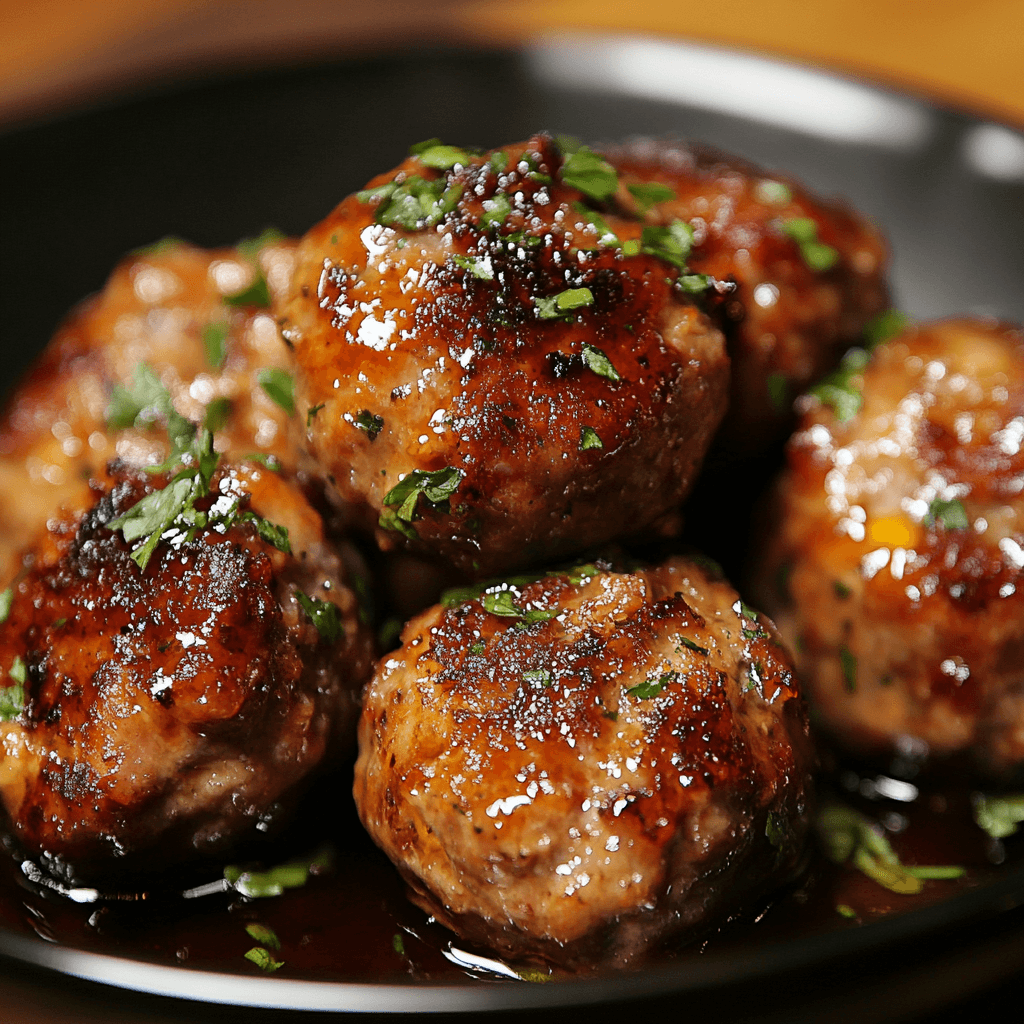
xmin=581 ymin=342 xmax=621 ymax=381
xmin=409 ymin=138 xmax=471 ymax=170
xmin=245 ymin=923 xmax=281 ymax=950
xmin=223 ymin=275 xmax=271 ymax=308
xmin=627 ymin=181 xmax=676 ymax=213
xmin=225 ymin=845 xmax=333 ymax=899
xmin=626 ymin=671 xmax=677 ymax=700
xmin=452 ymin=254 xmax=495 ymax=280
xmin=0 ymin=588 xmax=11 ymax=624
xmin=579 ymin=426 xmax=603 ymax=451
xmin=203 ymin=397 xmax=232 ymax=434
xmin=353 ymin=409 xmax=384 ymax=441
xmin=258 ymin=368 xmax=295 ymax=416
xmin=560 ymin=146 xmax=619 ymax=203
xmin=0 ymin=656 xmax=26 ymax=722
xmin=572 ymin=202 xmax=619 ymax=247
xmin=244 ymin=947 xmax=284 ymax=973
xmin=974 ymin=793 xmax=1024 ymax=839
xmin=808 ymin=348 xmax=870 ymax=422
xmin=296 ymin=592 xmax=343 ymax=643
xmin=765 ymin=811 xmax=787 ymax=850
xmin=679 ymin=636 xmax=709 ymax=656
xmin=864 ymin=309 xmax=910 ymax=349
xmin=535 ymin=287 xmax=594 ymax=320
xmin=379 ymin=466 xmax=464 ymax=538
xmin=782 ymin=217 xmax=839 ymax=272
xmin=306 ymin=403 xmax=325 ymax=428
xmin=640 ymin=220 xmax=695 ymax=271
xmin=755 ymin=180 xmax=792 ymax=205
xmin=367 ymin=175 xmax=463 ymax=230
xmin=479 ymin=194 xmax=512 ymax=230
xmin=925 ymin=497 xmax=969 ymax=531
xmin=522 ymin=668 xmax=553 ymax=686
xmin=203 ymin=321 xmax=229 ymax=368
xmin=840 ymin=646 xmax=857 ymax=692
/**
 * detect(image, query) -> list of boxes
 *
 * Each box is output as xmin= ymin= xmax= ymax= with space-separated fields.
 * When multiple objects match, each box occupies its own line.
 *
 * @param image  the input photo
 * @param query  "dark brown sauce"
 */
xmin=0 ymin=755 xmax=1018 ymax=987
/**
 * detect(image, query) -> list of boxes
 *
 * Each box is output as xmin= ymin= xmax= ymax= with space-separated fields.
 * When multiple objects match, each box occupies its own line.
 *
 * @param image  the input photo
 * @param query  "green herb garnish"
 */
xmin=840 ymin=646 xmax=857 ymax=692
xmin=306 ymin=403 xmax=325 ymax=428
xmin=640 ymin=220 xmax=695 ymax=271
xmin=579 ymin=426 xmax=603 ymax=451
xmin=572 ymin=202 xmax=619 ymax=246
xmin=581 ymin=342 xmax=621 ymax=381
xmin=203 ymin=397 xmax=232 ymax=434
xmin=223 ymin=275 xmax=271 ymax=308
xmin=817 ymin=804 xmax=964 ymax=895
xmin=765 ymin=810 xmax=787 ymax=850
xmin=627 ymin=181 xmax=676 ymax=213
xmin=925 ymin=497 xmax=969 ymax=531
xmin=379 ymin=466 xmax=464 ymax=538
xmin=258 ymin=368 xmax=294 ymax=416
xmin=864 ymin=309 xmax=910 ymax=349
xmin=0 ymin=588 xmax=12 ymax=625
xmin=560 ymin=146 xmax=619 ymax=203
xmin=236 ymin=227 xmax=286 ymax=263
xmin=244 ymin=923 xmax=281 ymax=950
xmin=244 ymin=947 xmax=284 ymax=973
xmin=353 ymin=409 xmax=384 ymax=441
xmin=807 ymin=347 xmax=870 ymax=422
xmin=392 ymin=933 xmax=406 ymax=955
xmin=0 ymin=656 xmax=26 ymax=722
xmin=452 ymin=254 xmax=495 ymax=280
xmin=363 ymin=175 xmax=464 ymax=230
xmin=522 ymin=668 xmax=553 ymax=686
xmin=767 ymin=372 xmax=789 ymax=412
xmin=755 ymin=180 xmax=792 ymax=205
xmin=626 ymin=671 xmax=676 ymax=700
xmin=679 ymin=636 xmax=709 ymax=656
xmin=203 ymin=321 xmax=229 ymax=369
xmin=295 ymin=592 xmax=343 ymax=643
xmin=782 ymin=217 xmax=838 ymax=272
xmin=409 ymin=138 xmax=471 ymax=170
xmin=479 ymin=193 xmax=512 ymax=230
xmin=974 ymin=793 xmax=1024 ymax=839
xmin=224 ymin=845 xmax=334 ymax=899
xmin=535 ymin=287 xmax=594 ymax=320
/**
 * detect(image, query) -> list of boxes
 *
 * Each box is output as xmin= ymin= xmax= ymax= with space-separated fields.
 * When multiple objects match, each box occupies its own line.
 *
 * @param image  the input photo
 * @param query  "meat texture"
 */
xmin=753 ymin=319 xmax=1024 ymax=776
xmin=0 ymin=460 xmax=374 ymax=883
xmin=0 ymin=236 xmax=300 ymax=586
xmin=278 ymin=135 xmax=730 ymax=577
xmin=601 ymin=138 xmax=890 ymax=448
xmin=354 ymin=557 xmax=813 ymax=970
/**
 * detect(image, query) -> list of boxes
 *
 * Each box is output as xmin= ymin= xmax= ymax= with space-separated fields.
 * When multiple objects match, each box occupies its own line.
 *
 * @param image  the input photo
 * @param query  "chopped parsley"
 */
xmin=258 ymin=368 xmax=295 ymax=416
xmin=245 ymin=923 xmax=281 ymax=950
xmin=626 ymin=671 xmax=677 ymax=700
xmin=522 ymin=668 xmax=553 ymax=686
xmin=833 ymin=580 xmax=852 ymax=599
xmin=755 ymin=179 xmax=792 ymax=205
xmin=640 ymin=220 xmax=695 ymax=271
xmin=224 ymin=845 xmax=333 ymax=899
xmin=807 ymin=347 xmax=870 ymax=422
xmin=974 ymin=793 xmax=1024 ymax=839
xmin=360 ymin=175 xmax=463 ymax=230
xmin=306 ymin=403 xmax=325 ymax=428
xmin=535 ymin=287 xmax=594 ymax=320
xmin=295 ymin=592 xmax=343 ymax=643
xmin=479 ymin=194 xmax=512 ymax=230
xmin=489 ymin=151 xmax=509 ymax=174
xmin=481 ymin=590 xmax=559 ymax=625
xmin=817 ymin=803 xmax=964 ymax=895
xmin=627 ymin=181 xmax=676 ymax=213
xmin=245 ymin=452 xmax=281 ymax=472
xmin=452 ymin=253 xmax=495 ymax=280
xmin=679 ymin=635 xmax=709 ymax=656
xmin=379 ymin=466 xmax=464 ymax=538
xmin=236 ymin=227 xmax=286 ymax=263
xmin=560 ymin=146 xmax=619 ymax=203
xmin=840 ymin=646 xmax=857 ymax=692
xmin=409 ymin=138 xmax=471 ymax=170
xmin=579 ymin=426 xmax=603 ymax=451
xmin=0 ymin=656 xmax=26 ymax=722
xmin=925 ymin=497 xmax=969 ymax=531
xmin=782 ymin=217 xmax=839 ymax=272
xmin=765 ymin=810 xmax=788 ymax=850
xmin=572 ymin=202 xmax=619 ymax=247
xmin=203 ymin=397 xmax=232 ymax=434
xmin=244 ymin=947 xmax=284 ymax=973
xmin=581 ymin=342 xmax=621 ymax=381
xmin=223 ymin=275 xmax=271 ymax=308
xmin=836 ymin=904 xmax=857 ymax=919
xmin=469 ymin=641 xmax=485 ymax=656
xmin=864 ymin=308 xmax=910 ymax=349
xmin=0 ymin=588 xmax=11 ymax=624
xmin=203 ymin=321 xmax=229 ymax=368
xmin=392 ymin=933 xmax=407 ymax=955
xmin=353 ymin=409 xmax=384 ymax=440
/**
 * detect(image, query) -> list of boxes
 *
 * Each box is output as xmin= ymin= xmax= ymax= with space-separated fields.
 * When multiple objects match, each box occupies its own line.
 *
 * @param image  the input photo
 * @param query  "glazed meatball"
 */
xmin=354 ymin=558 xmax=813 ymax=970
xmin=0 ymin=459 xmax=374 ymax=883
xmin=278 ymin=134 xmax=729 ymax=577
xmin=601 ymin=139 xmax=890 ymax=448
xmin=0 ymin=236 xmax=300 ymax=585
xmin=754 ymin=319 xmax=1024 ymax=776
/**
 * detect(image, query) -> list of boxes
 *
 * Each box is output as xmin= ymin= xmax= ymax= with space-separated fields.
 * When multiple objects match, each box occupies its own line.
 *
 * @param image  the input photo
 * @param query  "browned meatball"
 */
xmin=354 ymin=558 xmax=813 ymax=970
xmin=0 ymin=236 xmax=300 ymax=586
xmin=278 ymin=135 xmax=729 ymax=577
xmin=0 ymin=459 xmax=374 ymax=883
xmin=601 ymin=139 xmax=890 ymax=448
xmin=754 ymin=319 xmax=1024 ymax=776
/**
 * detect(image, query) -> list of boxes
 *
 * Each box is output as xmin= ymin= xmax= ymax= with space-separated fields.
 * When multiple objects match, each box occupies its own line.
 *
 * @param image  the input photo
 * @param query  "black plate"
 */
xmin=2 ymin=35 xmax=1024 ymax=1022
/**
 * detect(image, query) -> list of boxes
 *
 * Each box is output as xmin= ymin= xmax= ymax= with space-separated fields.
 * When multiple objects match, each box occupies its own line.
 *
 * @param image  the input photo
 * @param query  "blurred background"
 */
xmin=3 ymin=0 xmax=1024 ymax=129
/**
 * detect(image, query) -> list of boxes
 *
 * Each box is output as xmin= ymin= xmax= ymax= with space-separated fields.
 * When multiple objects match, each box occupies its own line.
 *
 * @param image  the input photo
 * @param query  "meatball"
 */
xmin=753 ymin=319 xmax=1024 ymax=776
xmin=0 ymin=458 xmax=374 ymax=883
xmin=601 ymin=138 xmax=890 ymax=448
xmin=278 ymin=134 xmax=729 ymax=577
xmin=0 ymin=236 xmax=300 ymax=585
xmin=354 ymin=558 xmax=813 ymax=970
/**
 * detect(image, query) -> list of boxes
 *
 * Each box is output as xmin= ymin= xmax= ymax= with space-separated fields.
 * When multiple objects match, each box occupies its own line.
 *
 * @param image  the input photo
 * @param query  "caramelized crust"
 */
xmin=602 ymin=139 xmax=890 ymax=448
xmin=0 ymin=463 xmax=374 ymax=882
xmin=0 ymin=238 xmax=300 ymax=586
xmin=754 ymin=319 xmax=1024 ymax=775
xmin=354 ymin=558 xmax=813 ymax=969
xmin=279 ymin=135 xmax=729 ymax=577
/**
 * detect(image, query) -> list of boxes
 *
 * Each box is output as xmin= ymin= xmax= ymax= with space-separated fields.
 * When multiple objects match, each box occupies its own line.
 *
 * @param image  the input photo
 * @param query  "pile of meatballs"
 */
xmin=1 ymin=132 xmax=1020 ymax=973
